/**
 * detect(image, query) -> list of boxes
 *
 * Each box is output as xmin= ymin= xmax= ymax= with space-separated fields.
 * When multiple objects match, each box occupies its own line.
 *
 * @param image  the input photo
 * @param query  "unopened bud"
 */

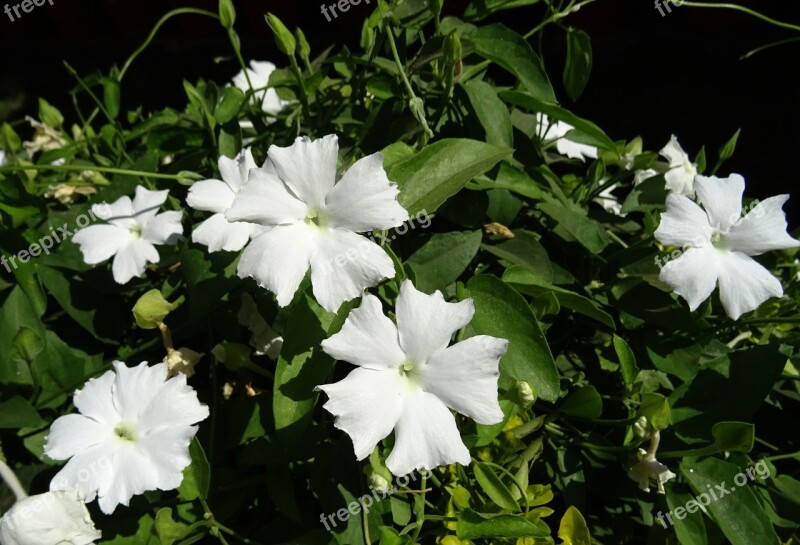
xmin=369 ymin=473 xmax=391 ymax=494
xmin=516 ymin=380 xmax=536 ymax=408
xmin=633 ymin=416 xmax=649 ymax=439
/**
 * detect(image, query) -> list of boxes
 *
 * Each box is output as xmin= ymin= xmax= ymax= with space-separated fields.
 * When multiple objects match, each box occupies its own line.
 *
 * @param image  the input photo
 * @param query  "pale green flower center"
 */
xmin=113 ymin=422 xmax=139 ymax=443
xmin=304 ymin=208 xmax=328 ymax=232
xmin=399 ymin=359 xmax=422 ymax=389
xmin=129 ymin=224 xmax=142 ymax=240
xmin=711 ymin=231 xmax=728 ymax=251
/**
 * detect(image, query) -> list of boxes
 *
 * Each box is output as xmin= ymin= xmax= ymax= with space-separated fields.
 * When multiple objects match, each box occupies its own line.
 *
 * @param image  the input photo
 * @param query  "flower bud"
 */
xmin=218 ymin=0 xmax=236 ymax=29
xmin=633 ymin=416 xmax=649 ymax=439
xmin=369 ymin=473 xmax=391 ymax=494
xmin=265 ymin=14 xmax=296 ymax=56
xmin=516 ymin=380 xmax=536 ymax=408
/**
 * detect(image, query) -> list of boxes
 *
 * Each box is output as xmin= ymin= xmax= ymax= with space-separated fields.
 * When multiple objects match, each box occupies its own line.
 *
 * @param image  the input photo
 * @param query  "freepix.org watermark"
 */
xmin=654 ymin=0 xmax=683 ymax=17
xmin=4 ymin=0 xmax=55 ymax=22
xmin=656 ymin=460 xmax=770 ymax=529
xmin=1 ymin=202 xmax=110 ymax=273
xmin=320 ymin=468 xmax=430 ymax=531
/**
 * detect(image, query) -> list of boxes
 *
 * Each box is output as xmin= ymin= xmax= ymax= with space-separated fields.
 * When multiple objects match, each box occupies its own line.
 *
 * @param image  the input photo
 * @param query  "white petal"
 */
xmin=72 ymin=225 xmax=131 ymax=265
xmin=108 ymin=362 xmax=171 ymax=422
xmin=717 ymin=252 xmax=784 ymax=320
xmin=659 ymin=247 xmax=720 ymax=311
xmin=96 ymin=195 xmax=134 ymax=228
xmin=237 ymin=223 xmax=317 ymax=307
xmin=0 ymin=490 xmax=101 ymax=545
xmin=50 ymin=444 xmax=116 ymax=506
xmin=386 ymin=390 xmax=470 ymax=476
xmin=317 ymin=367 xmax=404 ymax=460
xmin=44 ymin=414 xmax=112 ymax=461
xmin=218 ymin=148 xmax=257 ymax=192
xmin=131 ymin=186 xmax=169 ymax=223
xmin=396 ymin=280 xmax=474 ymax=364
xmin=268 ymin=135 xmax=339 ymax=209
xmin=72 ymin=370 xmax=119 ymax=425
xmin=555 ymin=136 xmax=598 ymax=161
xmin=136 ymin=425 xmax=199 ymax=488
xmin=321 ymin=293 xmax=406 ymax=370
xmin=186 ymin=179 xmax=235 ymax=214
xmin=324 ymin=153 xmax=410 ymax=231
xmin=225 ymin=167 xmax=308 ymax=225
xmin=95 ymin=446 xmax=163 ymax=514
xmin=694 ymin=174 xmax=744 ymax=232
xmin=654 ymin=194 xmax=712 ymax=247
xmin=111 ymin=240 xmax=159 ymax=284
xmin=142 ymin=210 xmax=183 ymax=245
xmin=726 ymin=195 xmax=800 ymax=255
xmin=309 ymin=229 xmax=395 ymax=313
xmin=659 ymin=135 xmax=689 ymax=167
xmin=423 ymin=336 xmax=507 ymax=425
xmin=136 ymin=371 xmax=209 ymax=432
xmin=191 ymin=213 xmax=258 ymax=252
xmin=664 ymin=169 xmax=695 ymax=196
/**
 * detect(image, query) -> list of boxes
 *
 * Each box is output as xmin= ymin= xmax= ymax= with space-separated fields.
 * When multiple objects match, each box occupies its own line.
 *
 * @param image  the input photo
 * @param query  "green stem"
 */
xmin=118 ymin=8 xmax=219 ymax=82
xmin=765 ymin=450 xmax=800 ymax=463
xmin=409 ymin=472 xmax=427 ymax=544
xmin=681 ymin=2 xmax=800 ymax=33
xmin=288 ymin=55 xmax=311 ymax=119
xmin=0 ymin=164 xmax=182 ymax=180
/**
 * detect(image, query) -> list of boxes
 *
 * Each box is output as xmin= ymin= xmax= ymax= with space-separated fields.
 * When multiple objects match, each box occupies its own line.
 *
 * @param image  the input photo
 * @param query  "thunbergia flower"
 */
xmin=72 ymin=187 xmax=183 ymax=284
xmin=44 ymin=361 xmax=209 ymax=514
xmin=232 ymin=60 xmax=288 ymax=118
xmin=627 ymin=431 xmax=675 ymax=494
xmin=186 ymin=148 xmax=265 ymax=252
xmin=536 ymin=113 xmax=598 ymax=162
xmin=659 ymin=135 xmax=697 ymax=195
xmin=225 ymin=134 xmax=409 ymax=312
xmin=655 ymin=174 xmax=799 ymax=319
xmin=317 ymin=280 xmax=508 ymax=476
xmin=0 ymin=490 xmax=101 ymax=545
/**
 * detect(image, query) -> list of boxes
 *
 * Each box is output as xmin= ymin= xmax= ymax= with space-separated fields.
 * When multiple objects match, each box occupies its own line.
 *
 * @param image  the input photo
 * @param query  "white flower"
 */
xmin=72 ymin=186 xmax=183 ymax=284
xmin=628 ymin=449 xmax=676 ymax=494
xmin=225 ymin=134 xmax=409 ymax=312
xmin=186 ymin=148 xmax=265 ymax=252
xmin=237 ymin=293 xmax=283 ymax=359
xmin=536 ymin=113 xmax=598 ymax=162
xmin=655 ymin=174 xmax=800 ymax=319
xmin=659 ymin=135 xmax=697 ymax=195
xmin=633 ymin=168 xmax=659 ymax=186
xmin=594 ymin=182 xmax=623 ymax=216
xmin=317 ymin=280 xmax=508 ymax=476
xmin=232 ymin=61 xmax=288 ymax=117
xmin=0 ymin=490 xmax=101 ymax=545
xmin=44 ymin=361 xmax=209 ymax=514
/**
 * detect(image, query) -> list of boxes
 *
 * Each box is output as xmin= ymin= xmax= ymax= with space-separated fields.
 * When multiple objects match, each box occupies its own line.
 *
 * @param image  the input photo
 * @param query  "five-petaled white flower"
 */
xmin=659 ymin=135 xmax=697 ymax=196
xmin=627 ymin=431 xmax=676 ymax=494
xmin=232 ymin=60 xmax=288 ymax=118
xmin=655 ymin=174 xmax=800 ymax=319
xmin=0 ymin=490 xmax=101 ymax=545
xmin=317 ymin=280 xmax=508 ymax=476
xmin=225 ymin=134 xmax=409 ymax=312
xmin=44 ymin=361 xmax=209 ymax=514
xmin=72 ymin=187 xmax=183 ymax=284
xmin=536 ymin=113 xmax=598 ymax=162
xmin=186 ymin=148 xmax=265 ymax=252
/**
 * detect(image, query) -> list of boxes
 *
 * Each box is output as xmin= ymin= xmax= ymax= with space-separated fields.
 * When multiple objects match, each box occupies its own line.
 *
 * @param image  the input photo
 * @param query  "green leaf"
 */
xmin=273 ymin=292 xmax=335 ymax=446
xmin=711 ymin=421 xmax=755 ymax=453
xmin=406 ymin=230 xmax=482 ymax=293
xmin=10 ymin=327 xmax=43 ymax=363
xmin=613 ymin=335 xmax=638 ymax=386
xmin=500 ymin=91 xmax=617 ymax=152
xmin=38 ymin=98 xmax=64 ymax=128
xmin=563 ymin=28 xmax=592 ymax=101
xmin=681 ymin=457 xmax=779 ymax=545
xmin=558 ymin=506 xmax=592 ymax=545
xmin=132 ymin=289 xmax=182 ymax=329
xmin=719 ymin=128 xmax=741 ymax=161
xmin=0 ymin=396 xmax=44 ymax=429
xmin=215 ymin=86 xmax=245 ymax=124
xmin=474 ymin=462 xmax=519 ymax=511
xmin=0 ymin=287 xmax=42 ymax=386
xmin=470 ymin=24 xmax=556 ymax=103
xmin=464 ymin=0 xmax=541 ymax=21
xmin=463 ymin=80 xmax=513 ymax=148
xmin=560 ymin=385 xmax=602 ymax=419
xmin=467 ymin=275 xmax=560 ymax=401
xmin=456 ymin=509 xmax=549 ymax=539
xmin=154 ymin=508 xmax=190 ymax=545
xmin=637 ymin=392 xmax=671 ymax=431
xmin=388 ymin=138 xmax=512 ymax=215
xmin=620 ymin=175 xmax=668 ymax=214
xmin=537 ymin=197 xmax=609 ymax=253
xmin=665 ymin=483 xmax=708 ymax=545
xmin=482 ymin=230 xmax=552 ymax=281
xmin=178 ymin=439 xmax=210 ymax=501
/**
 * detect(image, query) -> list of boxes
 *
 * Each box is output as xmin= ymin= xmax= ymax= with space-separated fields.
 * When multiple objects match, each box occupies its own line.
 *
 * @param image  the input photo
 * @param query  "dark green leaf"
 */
xmin=406 ymin=230 xmax=482 ymax=293
xmin=563 ymin=28 xmax=592 ymax=101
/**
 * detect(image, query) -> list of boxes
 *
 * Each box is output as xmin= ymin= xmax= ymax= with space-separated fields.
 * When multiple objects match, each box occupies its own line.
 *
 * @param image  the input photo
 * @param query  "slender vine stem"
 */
xmin=0 ymin=164 xmax=182 ymax=180
xmin=681 ymin=2 xmax=800 ymax=33
xmin=0 ymin=459 xmax=28 ymax=501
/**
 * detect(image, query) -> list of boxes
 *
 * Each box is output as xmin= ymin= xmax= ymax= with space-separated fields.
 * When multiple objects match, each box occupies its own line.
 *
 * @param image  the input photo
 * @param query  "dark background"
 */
xmin=1 ymin=0 xmax=798 ymax=207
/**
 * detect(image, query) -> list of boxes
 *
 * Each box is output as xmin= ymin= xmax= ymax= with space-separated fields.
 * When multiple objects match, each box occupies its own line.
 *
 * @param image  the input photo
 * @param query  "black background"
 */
xmin=1 ymin=0 xmax=798 ymax=212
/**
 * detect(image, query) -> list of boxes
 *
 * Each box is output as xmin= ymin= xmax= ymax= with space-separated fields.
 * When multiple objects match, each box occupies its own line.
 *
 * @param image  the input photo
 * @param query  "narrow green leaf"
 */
xmin=474 ymin=462 xmax=519 ymax=511
xmin=456 ymin=509 xmax=549 ymax=539
xmin=463 ymin=79 xmax=513 ymax=148
xmin=563 ymin=28 xmax=592 ymax=101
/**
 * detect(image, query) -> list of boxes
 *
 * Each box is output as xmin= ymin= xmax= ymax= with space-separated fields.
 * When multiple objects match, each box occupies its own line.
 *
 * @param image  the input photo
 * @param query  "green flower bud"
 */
xmin=369 ymin=473 xmax=391 ymax=494
xmin=443 ymin=31 xmax=462 ymax=67
xmin=265 ymin=13 xmax=296 ymax=56
xmin=295 ymin=28 xmax=311 ymax=61
xmin=633 ymin=416 xmax=649 ymax=439
xmin=218 ymin=0 xmax=236 ymax=30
